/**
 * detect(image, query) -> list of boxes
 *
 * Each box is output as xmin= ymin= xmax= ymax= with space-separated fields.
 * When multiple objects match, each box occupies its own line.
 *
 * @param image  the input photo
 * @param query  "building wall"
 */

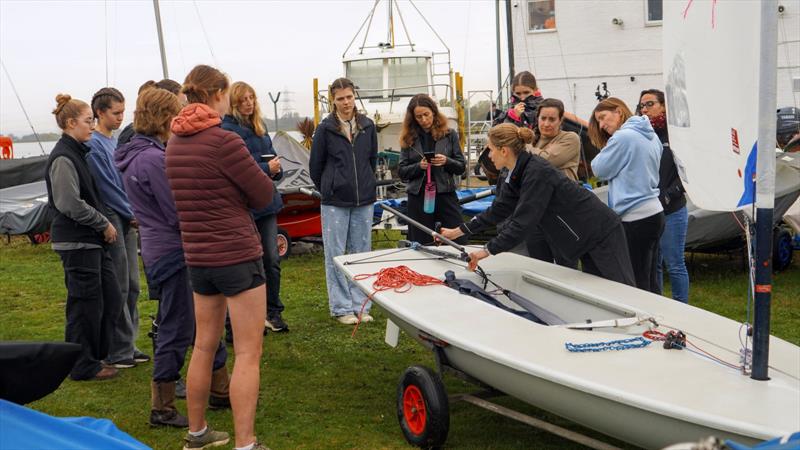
xmin=510 ymin=0 xmax=800 ymax=120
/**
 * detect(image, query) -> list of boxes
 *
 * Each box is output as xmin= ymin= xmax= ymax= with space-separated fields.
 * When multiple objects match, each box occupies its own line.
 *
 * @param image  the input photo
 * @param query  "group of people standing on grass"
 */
xmin=45 ymin=62 xmax=693 ymax=449
xmin=47 ymin=65 xmax=289 ymax=450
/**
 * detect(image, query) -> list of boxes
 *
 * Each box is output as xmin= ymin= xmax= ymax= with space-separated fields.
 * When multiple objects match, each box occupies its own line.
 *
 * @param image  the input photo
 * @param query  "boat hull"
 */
xmin=335 ymin=249 xmax=799 ymax=449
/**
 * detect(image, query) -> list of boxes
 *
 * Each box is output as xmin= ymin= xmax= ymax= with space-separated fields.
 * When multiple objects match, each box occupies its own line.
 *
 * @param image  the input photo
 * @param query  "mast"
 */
xmin=152 ymin=0 xmax=169 ymax=79
xmin=495 ymin=0 xmax=502 ymax=99
xmin=387 ymin=0 xmax=395 ymax=48
xmin=751 ymin=0 xmax=779 ymax=381
xmin=504 ymin=0 xmax=515 ymax=79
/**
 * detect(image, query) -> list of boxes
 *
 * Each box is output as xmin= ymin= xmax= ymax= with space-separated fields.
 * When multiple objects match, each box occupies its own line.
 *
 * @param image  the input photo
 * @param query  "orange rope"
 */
xmin=351 ymin=266 xmax=444 ymax=337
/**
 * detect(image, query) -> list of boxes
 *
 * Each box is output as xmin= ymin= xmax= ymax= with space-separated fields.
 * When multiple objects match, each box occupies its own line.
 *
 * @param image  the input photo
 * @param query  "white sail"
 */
xmin=663 ymin=0 xmax=762 ymax=212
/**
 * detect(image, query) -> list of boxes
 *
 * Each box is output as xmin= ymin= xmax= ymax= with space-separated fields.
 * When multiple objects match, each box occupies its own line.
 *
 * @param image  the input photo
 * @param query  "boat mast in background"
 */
xmin=152 ymin=0 xmax=169 ymax=80
xmin=752 ymin=0 xmax=779 ymax=381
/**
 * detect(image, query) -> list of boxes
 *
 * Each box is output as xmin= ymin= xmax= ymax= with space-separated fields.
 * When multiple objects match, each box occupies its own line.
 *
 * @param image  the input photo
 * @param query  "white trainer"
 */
xmin=359 ymin=313 xmax=374 ymax=323
xmin=336 ymin=314 xmax=359 ymax=325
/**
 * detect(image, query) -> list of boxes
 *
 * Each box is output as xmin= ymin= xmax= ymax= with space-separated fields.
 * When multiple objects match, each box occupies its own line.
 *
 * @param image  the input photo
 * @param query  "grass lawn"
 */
xmin=1 ymin=234 xmax=798 ymax=449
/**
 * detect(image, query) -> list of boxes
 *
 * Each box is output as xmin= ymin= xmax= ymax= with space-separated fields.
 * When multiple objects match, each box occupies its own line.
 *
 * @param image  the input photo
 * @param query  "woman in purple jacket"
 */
xmin=115 ymin=86 xmax=230 ymax=429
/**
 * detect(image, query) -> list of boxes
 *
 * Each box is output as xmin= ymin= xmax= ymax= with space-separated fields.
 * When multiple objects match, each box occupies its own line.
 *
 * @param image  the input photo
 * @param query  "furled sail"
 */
xmin=663 ymin=0 xmax=762 ymax=212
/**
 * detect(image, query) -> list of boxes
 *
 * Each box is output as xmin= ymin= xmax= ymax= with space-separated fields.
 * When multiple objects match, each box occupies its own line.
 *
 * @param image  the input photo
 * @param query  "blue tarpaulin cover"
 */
xmin=0 ymin=399 xmax=150 ymax=450
xmin=726 ymin=432 xmax=800 ymax=450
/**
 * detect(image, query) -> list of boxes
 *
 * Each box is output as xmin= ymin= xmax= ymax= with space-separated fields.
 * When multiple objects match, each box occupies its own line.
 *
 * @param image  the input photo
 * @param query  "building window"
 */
xmin=646 ymin=0 xmax=663 ymax=23
xmin=528 ymin=0 xmax=556 ymax=31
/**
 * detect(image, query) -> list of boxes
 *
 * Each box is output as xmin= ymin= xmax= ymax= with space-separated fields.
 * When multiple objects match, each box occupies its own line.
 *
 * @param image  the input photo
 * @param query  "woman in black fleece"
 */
xmin=439 ymin=124 xmax=635 ymax=286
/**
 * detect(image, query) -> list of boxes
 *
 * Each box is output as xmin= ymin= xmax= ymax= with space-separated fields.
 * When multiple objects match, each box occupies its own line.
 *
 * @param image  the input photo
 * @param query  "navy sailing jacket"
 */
xmin=221 ymin=115 xmax=283 ymax=218
xmin=310 ymin=114 xmax=378 ymax=207
xmin=460 ymin=151 xmax=620 ymax=260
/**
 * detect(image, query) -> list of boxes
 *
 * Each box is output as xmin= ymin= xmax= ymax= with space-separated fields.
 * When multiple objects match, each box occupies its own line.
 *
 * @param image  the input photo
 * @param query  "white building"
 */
xmin=509 ymin=0 xmax=799 ymax=119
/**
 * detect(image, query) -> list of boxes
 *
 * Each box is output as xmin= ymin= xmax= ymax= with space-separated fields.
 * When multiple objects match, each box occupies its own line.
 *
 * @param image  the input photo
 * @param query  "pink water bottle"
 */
xmin=423 ymin=165 xmax=436 ymax=214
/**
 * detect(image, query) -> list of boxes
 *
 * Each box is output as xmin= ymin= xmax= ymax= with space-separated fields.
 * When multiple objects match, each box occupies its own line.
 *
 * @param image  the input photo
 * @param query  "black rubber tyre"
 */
xmin=772 ymin=227 xmax=793 ymax=272
xmin=396 ymin=365 xmax=449 ymax=449
xmin=277 ymin=228 xmax=291 ymax=259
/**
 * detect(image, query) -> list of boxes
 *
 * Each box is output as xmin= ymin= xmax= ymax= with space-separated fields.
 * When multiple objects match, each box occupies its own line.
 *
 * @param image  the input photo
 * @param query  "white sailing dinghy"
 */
xmin=335 ymin=1 xmax=799 ymax=448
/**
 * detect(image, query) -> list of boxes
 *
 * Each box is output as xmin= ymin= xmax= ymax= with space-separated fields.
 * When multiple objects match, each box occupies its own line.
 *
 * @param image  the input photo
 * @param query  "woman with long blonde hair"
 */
xmin=222 ymin=81 xmax=288 ymax=333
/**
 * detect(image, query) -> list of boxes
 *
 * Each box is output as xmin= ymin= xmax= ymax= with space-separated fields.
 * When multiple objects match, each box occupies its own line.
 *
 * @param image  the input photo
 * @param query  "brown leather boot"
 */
xmin=208 ymin=367 xmax=231 ymax=410
xmin=150 ymin=380 xmax=189 ymax=428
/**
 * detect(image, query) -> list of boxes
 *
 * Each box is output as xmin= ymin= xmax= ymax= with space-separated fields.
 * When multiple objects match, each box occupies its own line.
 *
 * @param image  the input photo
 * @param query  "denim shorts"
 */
xmin=188 ymin=259 xmax=265 ymax=297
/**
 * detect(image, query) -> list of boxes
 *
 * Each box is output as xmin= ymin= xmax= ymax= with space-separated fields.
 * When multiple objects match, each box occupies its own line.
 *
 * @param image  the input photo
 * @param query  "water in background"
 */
xmin=8 ymin=141 xmax=57 ymax=159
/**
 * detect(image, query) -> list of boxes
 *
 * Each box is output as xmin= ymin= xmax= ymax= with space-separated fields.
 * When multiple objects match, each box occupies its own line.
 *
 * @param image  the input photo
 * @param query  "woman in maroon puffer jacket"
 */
xmin=165 ymin=65 xmax=274 ymax=450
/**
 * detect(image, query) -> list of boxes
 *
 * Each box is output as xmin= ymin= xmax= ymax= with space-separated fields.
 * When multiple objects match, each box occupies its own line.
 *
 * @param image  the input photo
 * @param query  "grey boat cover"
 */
xmin=0 ymin=156 xmax=47 ymax=189
xmin=0 ymin=181 xmax=52 ymax=236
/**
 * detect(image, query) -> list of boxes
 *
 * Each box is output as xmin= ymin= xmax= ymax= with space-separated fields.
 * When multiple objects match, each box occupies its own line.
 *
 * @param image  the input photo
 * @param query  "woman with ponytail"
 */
xmin=166 ymin=65 xmax=274 ymax=450
xmin=440 ymin=124 xmax=634 ymax=285
xmin=46 ymin=94 xmax=122 ymax=381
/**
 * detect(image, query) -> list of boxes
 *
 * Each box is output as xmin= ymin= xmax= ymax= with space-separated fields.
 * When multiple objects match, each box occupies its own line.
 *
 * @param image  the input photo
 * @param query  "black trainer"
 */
xmin=265 ymin=313 xmax=289 ymax=332
xmin=109 ymin=358 xmax=137 ymax=369
xmin=133 ymin=350 xmax=151 ymax=363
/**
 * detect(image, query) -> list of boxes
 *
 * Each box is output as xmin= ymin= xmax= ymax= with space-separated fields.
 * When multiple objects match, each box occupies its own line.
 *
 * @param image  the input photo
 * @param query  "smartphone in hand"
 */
xmin=423 ymin=151 xmax=435 ymax=161
xmin=261 ymin=154 xmax=277 ymax=163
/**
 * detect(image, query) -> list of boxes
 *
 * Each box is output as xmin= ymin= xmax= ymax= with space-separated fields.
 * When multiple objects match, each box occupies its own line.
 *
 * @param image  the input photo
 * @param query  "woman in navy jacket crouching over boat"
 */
xmin=439 ymin=124 xmax=635 ymax=286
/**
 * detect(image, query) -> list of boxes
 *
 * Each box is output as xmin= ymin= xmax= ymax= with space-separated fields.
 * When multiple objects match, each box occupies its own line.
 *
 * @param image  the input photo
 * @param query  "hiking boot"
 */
xmin=208 ymin=367 xmax=230 ymax=410
xmin=359 ymin=313 xmax=374 ymax=323
xmin=133 ymin=350 xmax=151 ymax=363
xmin=151 ymin=380 xmax=188 ymax=428
xmin=109 ymin=358 xmax=137 ymax=369
xmin=265 ymin=313 xmax=289 ymax=332
xmin=150 ymin=409 xmax=188 ymax=428
xmin=182 ymin=426 xmax=229 ymax=450
xmin=336 ymin=314 xmax=358 ymax=325
xmin=91 ymin=366 xmax=119 ymax=381
xmin=208 ymin=395 xmax=231 ymax=410
xmin=175 ymin=378 xmax=187 ymax=399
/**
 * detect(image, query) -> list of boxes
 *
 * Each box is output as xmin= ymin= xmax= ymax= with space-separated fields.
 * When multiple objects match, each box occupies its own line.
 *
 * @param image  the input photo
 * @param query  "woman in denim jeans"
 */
xmin=310 ymin=78 xmax=378 ymax=325
xmin=638 ymin=89 xmax=689 ymax=303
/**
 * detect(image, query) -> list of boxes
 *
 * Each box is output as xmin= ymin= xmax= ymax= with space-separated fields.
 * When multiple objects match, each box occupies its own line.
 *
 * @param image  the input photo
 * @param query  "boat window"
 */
xmin=527 ymin=0 xmax=555 ymax=31
xmin=345 ymin=60 xmax=383 ymax=98
xmin=387 ymin=57 xmax=428 ymax=97
xmin=646 ymin=0 xmax=663 ymax=24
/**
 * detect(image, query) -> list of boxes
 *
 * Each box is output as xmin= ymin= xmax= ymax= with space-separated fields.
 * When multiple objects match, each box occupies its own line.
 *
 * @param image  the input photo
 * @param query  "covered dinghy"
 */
xmin=0 ymin=180 xmax=53 ymax=237
xmin=0 ymin=399 xmax=149 ymax=450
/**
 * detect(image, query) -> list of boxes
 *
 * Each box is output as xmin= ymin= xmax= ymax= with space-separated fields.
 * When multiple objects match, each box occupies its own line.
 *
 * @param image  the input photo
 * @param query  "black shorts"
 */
xmin=188 ymin=259 xmax=266 ymax=297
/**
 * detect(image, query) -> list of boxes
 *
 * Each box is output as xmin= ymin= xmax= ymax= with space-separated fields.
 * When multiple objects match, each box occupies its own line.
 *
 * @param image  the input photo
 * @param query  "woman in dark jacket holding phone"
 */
xmin=398 ymin=94 xmax=466 ymax=245
xmin=222 ymin=81 xmax=288 ymax=332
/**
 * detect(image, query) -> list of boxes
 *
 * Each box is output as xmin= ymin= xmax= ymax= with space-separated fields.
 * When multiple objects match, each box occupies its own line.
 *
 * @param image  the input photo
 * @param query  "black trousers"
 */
xmin=580 ymin=224 xmax=636 ymax=287
xmin=255 ymin=214 xmax=284 ymax=317
xmin=153 ymin=267 xmax=227 ymax=382
xmin=526 ymin=226 xmax=578 ymax=269
xmin=622 ymin=212 xmax=665 ymax=293
xmin=56 ymin=248 xmax=123 ymax=380
xmin=406 ymin=191 xmax=467 ymax=245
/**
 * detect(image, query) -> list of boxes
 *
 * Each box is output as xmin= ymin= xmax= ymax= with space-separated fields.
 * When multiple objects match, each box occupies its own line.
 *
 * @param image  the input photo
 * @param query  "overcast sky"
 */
xmin=0 ymin=0 xmax=502 ymax=136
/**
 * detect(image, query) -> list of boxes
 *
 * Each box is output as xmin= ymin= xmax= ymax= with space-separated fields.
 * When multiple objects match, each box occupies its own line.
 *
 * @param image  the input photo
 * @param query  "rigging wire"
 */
xmin=104 ymin=0 xmax=109 ymax=86
xmin=0 ymin=61 xmax=46 ymax=155
xmin=778 ymin=12 xmax=799 ymax=107
xmin=192 ymin=0 xmax=217 ymax=66
xmin=169 ymin=0 xmax=187 ymax=77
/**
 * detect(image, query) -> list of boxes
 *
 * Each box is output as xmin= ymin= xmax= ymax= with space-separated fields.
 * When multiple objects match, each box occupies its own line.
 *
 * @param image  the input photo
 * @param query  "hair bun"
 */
xmin=517 ymin=126 xmax=534 ymax=144
xmin=53 ymin=93 xmax=72 ymax=115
